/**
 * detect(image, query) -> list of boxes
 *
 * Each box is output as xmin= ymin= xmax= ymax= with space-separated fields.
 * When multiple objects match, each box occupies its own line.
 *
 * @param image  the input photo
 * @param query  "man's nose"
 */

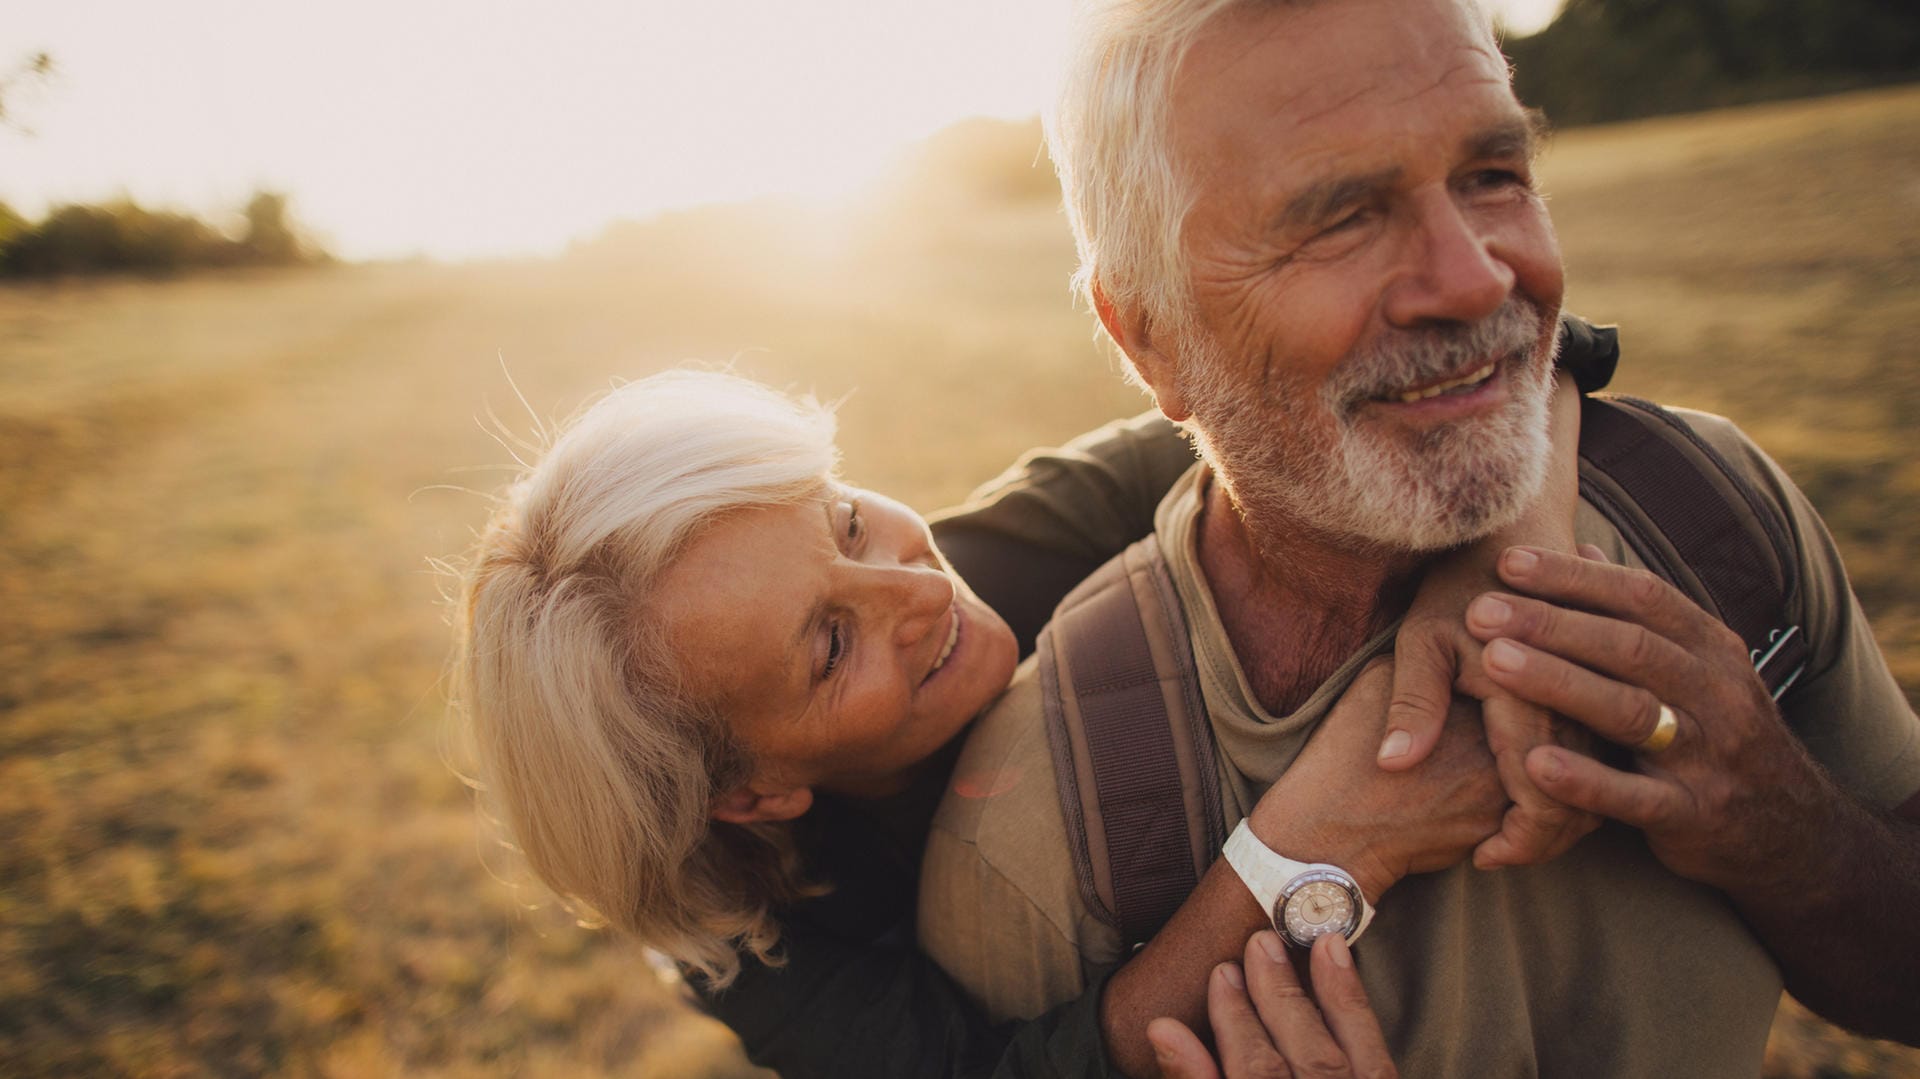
xmin=1383 ymin=191 xmax=1514 ymax=328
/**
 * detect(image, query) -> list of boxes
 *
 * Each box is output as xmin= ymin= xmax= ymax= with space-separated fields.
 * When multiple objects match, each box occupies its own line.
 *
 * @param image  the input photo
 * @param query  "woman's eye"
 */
xmin=845 ymin=500 xmax=864 ymax=543
xmin=822 ymin=622 xmax=847 ymax=679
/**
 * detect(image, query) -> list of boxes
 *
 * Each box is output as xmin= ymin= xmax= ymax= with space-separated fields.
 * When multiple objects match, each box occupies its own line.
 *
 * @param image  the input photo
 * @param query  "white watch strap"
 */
xmin=1222 ymin=819 xmax=1374 ymax=944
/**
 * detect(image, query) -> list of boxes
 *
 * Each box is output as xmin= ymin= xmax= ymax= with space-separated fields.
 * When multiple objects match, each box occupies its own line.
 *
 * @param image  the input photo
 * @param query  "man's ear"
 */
xmin=1092 ymin=277 xmax=1191 ymax=422
xmin=711 ymin=782 xmax=814 ymax=825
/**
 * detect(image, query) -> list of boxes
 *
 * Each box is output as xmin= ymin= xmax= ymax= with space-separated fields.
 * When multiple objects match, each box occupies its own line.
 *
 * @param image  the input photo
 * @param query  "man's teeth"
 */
xmin=1393 ymin=362 xmax=1496 ymax=403
xmin=930 ymin=612 xmax=961 ymax=673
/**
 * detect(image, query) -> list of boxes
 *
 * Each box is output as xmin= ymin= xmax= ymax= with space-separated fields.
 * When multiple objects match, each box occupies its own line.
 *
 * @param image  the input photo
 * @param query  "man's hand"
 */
xmin=1386 ymin=554 xmax=1600 ymax=871
xmin=1465 ymin=544 xmax=1838 ymax=893
xmin=1252 ymin=659 xmax=1508 ymax=903
xmin=1148 ymin=933 xmax=1397 ymax=1079
xmin=1463 ymin=542 xmax=1920 ymax=1045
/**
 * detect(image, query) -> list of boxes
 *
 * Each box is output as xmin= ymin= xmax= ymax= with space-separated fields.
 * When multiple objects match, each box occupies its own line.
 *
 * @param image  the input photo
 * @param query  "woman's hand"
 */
xmin=1147 ymin=932 xmax=1397 ymax=1079
xmin=1384 ymin=546 xmax=1599 ymax=870
xmin=1250 ymin=659 xmax=1507 ymax=905
xmin=1379 ymin=374 xmax=1599 ymax=870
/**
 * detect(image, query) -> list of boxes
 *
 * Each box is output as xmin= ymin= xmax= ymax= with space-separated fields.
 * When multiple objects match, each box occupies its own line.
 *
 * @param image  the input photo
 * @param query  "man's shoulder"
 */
xmin=1659 ymin=404 xmax=1773 ymax=472
xmin=1575 ymin=401 xmax=1803 ymax=563
xmin=920 ymin=659 xmax=1122 ymax=1021
xmin=928 ymin=659 xmax=1072 ymax=877
xmin=1590 ymin=400 xmax=1920 ymax=808
xmin=1589 ymin=400 xmax=1770 ymax=484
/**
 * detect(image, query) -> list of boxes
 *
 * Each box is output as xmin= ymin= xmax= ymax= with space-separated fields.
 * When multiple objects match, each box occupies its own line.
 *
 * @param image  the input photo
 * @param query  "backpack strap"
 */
xmin=1038 ymin=534 xmax=1225 ymax=948
xmin=1577 ymin=394 xmax=1810 ymax=698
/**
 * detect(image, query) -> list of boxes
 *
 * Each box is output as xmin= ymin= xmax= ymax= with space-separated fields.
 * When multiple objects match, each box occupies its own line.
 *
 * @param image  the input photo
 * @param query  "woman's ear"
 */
xmin=712 ymin=782 xmax=814 ymax=825
xmin=1092 ymin=277 xmax=1191 ymax=422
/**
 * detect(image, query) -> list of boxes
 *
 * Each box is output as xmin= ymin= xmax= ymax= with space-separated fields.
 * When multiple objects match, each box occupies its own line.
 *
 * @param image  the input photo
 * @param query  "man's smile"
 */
xmin=1382 ymin=359 xmax=1498 ymax=403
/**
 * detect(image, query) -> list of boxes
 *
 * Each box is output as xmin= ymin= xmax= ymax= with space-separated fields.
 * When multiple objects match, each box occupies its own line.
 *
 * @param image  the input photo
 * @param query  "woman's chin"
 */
xmin=954 ymin=601 xmax=1019 ymax=713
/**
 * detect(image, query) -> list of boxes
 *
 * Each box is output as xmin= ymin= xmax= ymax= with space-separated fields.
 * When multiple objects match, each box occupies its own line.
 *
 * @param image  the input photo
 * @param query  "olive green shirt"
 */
xmin=919 ymin=409 xmax=1920 ymax=1079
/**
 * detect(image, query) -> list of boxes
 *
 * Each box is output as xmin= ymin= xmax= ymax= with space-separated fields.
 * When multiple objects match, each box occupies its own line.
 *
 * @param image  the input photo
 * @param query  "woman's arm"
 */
xmin=692 ymin=867 xmax=1121 ymax=1079
xmin=692 ymin=917 xmax=1018 ymax=1078
xmin=930 ymin=409 xmax=1198 ymax=658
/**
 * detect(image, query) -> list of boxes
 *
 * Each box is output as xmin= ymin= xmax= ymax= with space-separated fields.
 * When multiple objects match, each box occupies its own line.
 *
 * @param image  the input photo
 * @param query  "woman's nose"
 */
xmin=875 ymin=562 xmax=954 ymax=649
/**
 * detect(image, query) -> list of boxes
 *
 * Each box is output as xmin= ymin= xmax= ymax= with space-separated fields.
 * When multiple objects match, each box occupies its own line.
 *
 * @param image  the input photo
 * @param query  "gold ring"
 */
xmin=1636 ymin=703 xmax=1678 ymax=754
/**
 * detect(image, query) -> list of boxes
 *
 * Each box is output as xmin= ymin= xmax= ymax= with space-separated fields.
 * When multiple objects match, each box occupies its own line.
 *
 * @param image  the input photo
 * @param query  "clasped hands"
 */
xmin=1189 ymin=544 xmax=1817 ymax=1079
xmin=1378 ymin=542 xmax=1819 ymax=893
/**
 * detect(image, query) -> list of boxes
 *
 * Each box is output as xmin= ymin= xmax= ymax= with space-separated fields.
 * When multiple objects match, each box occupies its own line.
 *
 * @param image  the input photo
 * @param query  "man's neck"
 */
xmin=1196 ymin=475 xmax=1427 ymax=716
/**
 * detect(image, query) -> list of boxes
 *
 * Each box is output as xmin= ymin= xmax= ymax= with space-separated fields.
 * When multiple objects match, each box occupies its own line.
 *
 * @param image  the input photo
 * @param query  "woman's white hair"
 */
xmin=453 ymin=369 xmax=838 ymax=985
xmin=1046 ymin=0 xmax=1500 ymax=349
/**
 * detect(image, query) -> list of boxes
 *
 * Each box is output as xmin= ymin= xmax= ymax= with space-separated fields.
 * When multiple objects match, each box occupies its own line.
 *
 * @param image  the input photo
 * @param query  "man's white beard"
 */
xmin=1181 ymin=300 xmax=1559 ymax=554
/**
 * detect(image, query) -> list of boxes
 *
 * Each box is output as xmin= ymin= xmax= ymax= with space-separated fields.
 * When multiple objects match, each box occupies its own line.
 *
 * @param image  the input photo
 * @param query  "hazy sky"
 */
xmin=2 ymin=0 xmax=1565 ymax=261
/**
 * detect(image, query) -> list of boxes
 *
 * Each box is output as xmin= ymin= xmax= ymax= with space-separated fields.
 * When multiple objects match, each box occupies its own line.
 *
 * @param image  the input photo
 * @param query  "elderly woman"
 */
xmin=454 ymin=331 xmax=1611 ymax=1076
xmin=455 ymin=371 xmax=1018 ymax=984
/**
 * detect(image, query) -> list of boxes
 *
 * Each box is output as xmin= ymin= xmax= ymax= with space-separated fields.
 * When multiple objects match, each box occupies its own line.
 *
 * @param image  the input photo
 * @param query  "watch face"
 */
xmin=1279 ymin=872 xmax=1360 ymax=946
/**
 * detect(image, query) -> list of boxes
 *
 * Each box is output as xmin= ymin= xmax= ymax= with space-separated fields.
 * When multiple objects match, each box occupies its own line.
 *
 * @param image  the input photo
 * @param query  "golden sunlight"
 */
xmin=6 ymin=1 xmax=1072 ymax=260
xmin=5 ymin=0 xmax=1555 ymax=261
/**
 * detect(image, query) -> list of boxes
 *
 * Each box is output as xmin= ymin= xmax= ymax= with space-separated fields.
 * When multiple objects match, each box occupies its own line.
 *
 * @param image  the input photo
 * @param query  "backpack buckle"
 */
xmin=1751 ymin=625 xmax=1807 ymax=701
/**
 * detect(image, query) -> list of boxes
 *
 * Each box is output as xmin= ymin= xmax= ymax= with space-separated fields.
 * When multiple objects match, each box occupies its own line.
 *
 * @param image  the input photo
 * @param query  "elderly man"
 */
xmin=916 ymin=0 xmax=1920 ymax=1075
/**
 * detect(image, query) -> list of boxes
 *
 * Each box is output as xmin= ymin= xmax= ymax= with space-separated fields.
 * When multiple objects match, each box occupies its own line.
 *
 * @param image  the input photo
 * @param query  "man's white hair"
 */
xmin=1046 ymin=0 xmax=1501 ymax=350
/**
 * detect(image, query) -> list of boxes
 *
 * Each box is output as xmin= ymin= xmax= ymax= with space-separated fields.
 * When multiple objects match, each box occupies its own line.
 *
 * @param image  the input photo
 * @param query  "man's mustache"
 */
xmin=1328 ymin=300 xmax=1548 ymax=415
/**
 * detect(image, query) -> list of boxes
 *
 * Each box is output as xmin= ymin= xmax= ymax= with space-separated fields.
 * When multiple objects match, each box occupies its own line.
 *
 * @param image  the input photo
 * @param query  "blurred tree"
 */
xmin=0 ymin=202 xmax=26 ymax=249
xmin=1508 ymin=0 xmax=1920 ymax=124
xmin=883 ymin=118 xmax=1060 ymax=209
xmin=0 ymin=51 xmax=54 ymax=132
xmin=1601 ymin=0 xmax=1919 ymax=77
xmin=241 ymin=191 xmax=302 ymax=264
xmin=0 ymin=192 xmax=325 ymax=278
xmin=4 ymin=200 xmax=230 ymax=277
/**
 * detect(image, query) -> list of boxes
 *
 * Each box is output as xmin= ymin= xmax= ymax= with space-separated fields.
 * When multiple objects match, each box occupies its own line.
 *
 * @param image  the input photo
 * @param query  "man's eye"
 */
xmin=1320 ymin=210 xmax=1366 ymax=236
xmin=823 ymin=622 xmax=847 ymax=679
xmin=1471 ymin=168 xmax=1528 ymax=191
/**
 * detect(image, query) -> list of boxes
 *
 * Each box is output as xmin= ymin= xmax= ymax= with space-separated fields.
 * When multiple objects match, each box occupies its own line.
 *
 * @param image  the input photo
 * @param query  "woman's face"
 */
xmin=653 ymin=482 xmax=1018 ymax=810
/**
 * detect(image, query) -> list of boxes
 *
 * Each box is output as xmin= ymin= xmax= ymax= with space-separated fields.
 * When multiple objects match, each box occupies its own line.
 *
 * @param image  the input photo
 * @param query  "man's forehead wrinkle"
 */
xmin=1377 ymin=42 xmax=1513 ymax=113
xmin=1186 ymin=4 xmax=1297 ymax=90
xmin=1170 ymin=14 xmax=1296 ymax=167
xmin=1285 ymin=78 xmax=1391 ymax=137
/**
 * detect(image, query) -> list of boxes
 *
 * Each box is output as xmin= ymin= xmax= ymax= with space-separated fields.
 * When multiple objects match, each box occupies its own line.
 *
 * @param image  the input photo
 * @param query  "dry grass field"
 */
xmin=2 ymin=85 xmax=1917 ymax=1077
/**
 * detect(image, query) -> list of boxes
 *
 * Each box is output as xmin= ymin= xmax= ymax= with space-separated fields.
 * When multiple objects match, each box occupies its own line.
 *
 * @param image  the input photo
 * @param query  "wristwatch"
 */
xmin=1223 ymin=819 xmax=1375 ymax=949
